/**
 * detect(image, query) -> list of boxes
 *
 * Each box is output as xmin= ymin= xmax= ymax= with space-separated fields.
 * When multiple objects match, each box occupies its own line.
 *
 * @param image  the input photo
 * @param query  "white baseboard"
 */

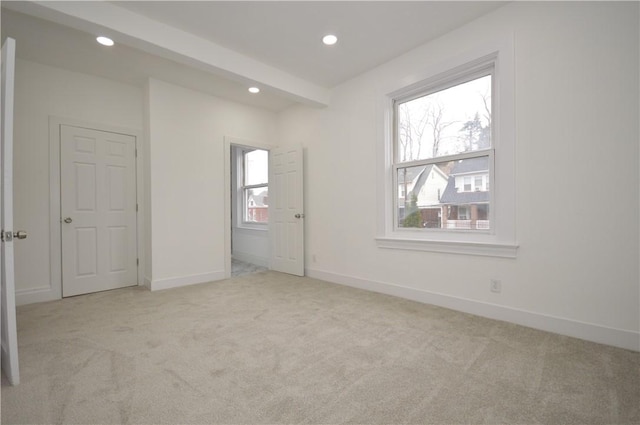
xmin=15 ymin=286 xmax=57 ymax=306
xmin=149 ymin=270 xmax=225 ymax=292
xmin=306 ymin=268 xmax=640 ymax=352
xmin=232 ymin=252 xmax=269 ymax=268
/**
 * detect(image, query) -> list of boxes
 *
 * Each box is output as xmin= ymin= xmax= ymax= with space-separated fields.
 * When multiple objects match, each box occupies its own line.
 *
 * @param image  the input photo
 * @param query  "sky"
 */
xmin=398 ymin=74 xmax=491 ymax=161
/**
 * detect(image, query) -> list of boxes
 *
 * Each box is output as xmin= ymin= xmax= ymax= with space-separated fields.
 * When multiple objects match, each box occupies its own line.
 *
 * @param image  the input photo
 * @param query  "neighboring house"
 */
xmin=400 ymin=165 xmax=449 ymax=227
xmin=247 ymin=190 xmax=269 ymax=222
xmin=439 ymin=156 xmax=490 ymax=230
xmin=397 ymin=166 xmax=423 ymax=221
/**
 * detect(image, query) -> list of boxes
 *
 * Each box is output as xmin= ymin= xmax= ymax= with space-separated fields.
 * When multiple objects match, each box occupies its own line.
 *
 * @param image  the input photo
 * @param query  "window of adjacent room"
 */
xmin=395 ymin=70 xmax=493 ymax=231
xmin=240 ymin=148 xmax=268 ymax=224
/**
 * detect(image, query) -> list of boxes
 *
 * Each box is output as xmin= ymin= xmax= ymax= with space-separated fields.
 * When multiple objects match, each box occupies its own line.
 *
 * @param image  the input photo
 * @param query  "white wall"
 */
xmin=232 ymin=228 xmax=269 ymax=267
xmin=277 ymin=2 xmax=639 ymax=350
xmin=12 ymin=59 xmax=144 ymax=304
xmin=145 ymin=78 xmax=276 ymax=290
xmin=12 ymin=62 xmax=277 ymax=299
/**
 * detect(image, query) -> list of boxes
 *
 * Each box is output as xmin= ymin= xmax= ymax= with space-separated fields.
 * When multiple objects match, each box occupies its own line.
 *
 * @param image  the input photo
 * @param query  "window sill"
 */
xmin=375 ymin=236 xmax=518 ymax=258
xmin=236 ymin=224 xmax=268 ymax=232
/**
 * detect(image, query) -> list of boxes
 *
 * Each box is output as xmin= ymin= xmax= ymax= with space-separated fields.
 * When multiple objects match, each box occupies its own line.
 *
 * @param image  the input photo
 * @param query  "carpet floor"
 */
xmin=2 ymin=271 xmax=639 ymax=424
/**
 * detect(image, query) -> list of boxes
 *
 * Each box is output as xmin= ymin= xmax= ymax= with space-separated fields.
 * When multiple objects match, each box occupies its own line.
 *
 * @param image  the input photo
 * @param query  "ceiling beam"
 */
xmin=5 ymin=1 xmax=330 ymax=107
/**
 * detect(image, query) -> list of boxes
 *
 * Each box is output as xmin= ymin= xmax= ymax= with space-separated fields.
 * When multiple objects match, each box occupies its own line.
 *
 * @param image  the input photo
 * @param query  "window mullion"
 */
xmin=242 ymin=183 xmax=268 ymax=191
xmin=396 ymin=148 xmax=493 ymax=169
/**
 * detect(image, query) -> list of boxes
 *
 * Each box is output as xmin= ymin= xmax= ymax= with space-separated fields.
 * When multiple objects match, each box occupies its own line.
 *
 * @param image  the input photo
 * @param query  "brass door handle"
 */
xmin=63 ymin=217 xmax=72 ymax=224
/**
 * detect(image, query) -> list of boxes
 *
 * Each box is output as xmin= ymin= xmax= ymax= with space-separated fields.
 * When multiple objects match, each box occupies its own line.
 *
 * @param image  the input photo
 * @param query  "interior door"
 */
xmin=61 ymin=125 xmax=138 ymax=297
xmin=269 ymin=146 xmax=304 ymax=276
xmin=1 ymin=37 xmax=20 ymax=385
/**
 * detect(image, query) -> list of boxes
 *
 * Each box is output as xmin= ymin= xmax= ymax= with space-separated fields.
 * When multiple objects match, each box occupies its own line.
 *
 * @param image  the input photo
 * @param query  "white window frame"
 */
xmin=376 ymin=39 xmax=517 ymax=258
xmin=474 ymin=176 xmax=483 ymax=192
xmin=464 ymin=176 xmax=473 ymax=192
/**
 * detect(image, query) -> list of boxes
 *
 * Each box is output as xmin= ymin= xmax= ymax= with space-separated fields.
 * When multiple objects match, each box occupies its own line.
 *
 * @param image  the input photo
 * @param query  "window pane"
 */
xmin=474 ymin=176 xmax=483 ymax=190
xmin=397 ymin=155 xmax=490 ymax=230
xmin=397 ymin=75 xmax=491 ymax=162
xmin=464 ymin=176 xmax=472 ymax=192
xmin=245 ymin=187 xmax=268 ymax=223
xmin=244 ymin=149 xmax=268 ymax=185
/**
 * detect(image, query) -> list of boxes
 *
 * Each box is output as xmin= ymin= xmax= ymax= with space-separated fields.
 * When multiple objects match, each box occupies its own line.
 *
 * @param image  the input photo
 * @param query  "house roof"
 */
xmin=440 ymin=157 xmax=489 ymax=204
xmin=397 ymin=166 xmax=425 ymax=186
xmin=248 ymin=190 xmax=268 ymax=207
xmin=408 ymin=165 xmax=435 ymax=196
xmin=450 ymin=156 xmax=489 ymax=175
xmin=439 ymin=177 xmax=489 ymax=204
xmin=407 ymin=164 xmax=449 ymax=198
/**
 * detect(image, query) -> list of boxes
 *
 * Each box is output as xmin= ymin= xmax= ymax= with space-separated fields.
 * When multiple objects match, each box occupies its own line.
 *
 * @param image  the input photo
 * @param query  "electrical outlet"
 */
xmin=490 ymin=279 xmax=502 ymax=293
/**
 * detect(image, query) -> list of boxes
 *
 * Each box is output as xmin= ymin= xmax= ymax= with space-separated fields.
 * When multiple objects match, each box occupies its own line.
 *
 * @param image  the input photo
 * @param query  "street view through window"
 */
xmin=243 ymin=149 xmax=269 ymax=223
xmin=396 ymin=74 xmax=492 ymax=230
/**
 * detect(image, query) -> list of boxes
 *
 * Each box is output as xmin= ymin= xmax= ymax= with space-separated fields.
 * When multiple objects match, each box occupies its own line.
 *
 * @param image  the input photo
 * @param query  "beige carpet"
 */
xmin=2 ymin=271 xmax=639 ymax=424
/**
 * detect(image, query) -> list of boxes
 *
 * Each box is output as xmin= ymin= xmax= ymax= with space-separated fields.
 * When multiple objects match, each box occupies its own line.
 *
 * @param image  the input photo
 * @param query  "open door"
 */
xmin=269 ymin=146 xmax=304 ymax=276
xmin=1 ymin=37 xmax=21 ymax=385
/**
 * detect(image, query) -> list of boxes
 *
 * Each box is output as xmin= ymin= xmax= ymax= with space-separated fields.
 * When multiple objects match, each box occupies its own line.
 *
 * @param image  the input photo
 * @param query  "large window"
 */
xmin=377 ymin=43 xmax=517 ymax=258
xmin=241 ymin=148 xmax=268 ymax=224
xmin=395 ymin=71 xmax=493 ymax=231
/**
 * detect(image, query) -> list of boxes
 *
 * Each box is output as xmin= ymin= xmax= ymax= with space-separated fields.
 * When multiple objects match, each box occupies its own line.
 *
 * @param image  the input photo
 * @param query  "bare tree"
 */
xmin=398 ymin=102 xmax=430 ymax=162
xmin=429 ymin=102 xmax=455 ymax=157
xmin=480 ymin=91 xmax=491 ymax=130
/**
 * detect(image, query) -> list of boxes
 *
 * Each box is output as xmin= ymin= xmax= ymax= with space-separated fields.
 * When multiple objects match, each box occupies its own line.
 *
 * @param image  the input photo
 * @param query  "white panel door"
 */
xmin=269 ymin=146 xmax=304 ymax=276
xmin=61 ymin=125 xmax=137 ymax=297
xmin=1 ymin=37 xmax=20 ymax=385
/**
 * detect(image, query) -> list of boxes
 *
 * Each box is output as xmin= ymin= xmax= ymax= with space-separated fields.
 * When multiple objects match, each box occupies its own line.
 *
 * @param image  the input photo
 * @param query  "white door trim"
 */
xmin=223 ymin=136 xmax=274 ymax=279
xmin=42 ymin=116 xmax=145 ymax=303
xmin=2 ymin=36 xmax=20 ymax=385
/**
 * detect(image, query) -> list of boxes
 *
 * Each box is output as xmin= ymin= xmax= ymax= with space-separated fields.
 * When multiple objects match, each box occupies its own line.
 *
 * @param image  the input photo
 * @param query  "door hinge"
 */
xmin=136 ymin=204 xmax=139 ymax=212
xmin=135 ymin=148 xmax=138 ymax=157
xmin=136 ymin=258 xmax=139 ymax=266
xmin=1 ymin=230 xmax=12 ymax=242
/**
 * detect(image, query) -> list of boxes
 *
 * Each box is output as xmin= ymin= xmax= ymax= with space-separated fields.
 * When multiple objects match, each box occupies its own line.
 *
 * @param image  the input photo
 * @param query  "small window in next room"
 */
xmin=240 ymin=148 xmax=268 ymax=225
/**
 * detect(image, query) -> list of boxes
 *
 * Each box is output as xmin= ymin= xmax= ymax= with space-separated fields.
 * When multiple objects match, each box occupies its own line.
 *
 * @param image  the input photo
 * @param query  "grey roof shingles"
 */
xmin=439 ymin=156 xmax=489 ymax=204
xmin=449 ymin=156 xmax=489 ymax=175
xmin=439 ymin=178 xmax=489 ymax=204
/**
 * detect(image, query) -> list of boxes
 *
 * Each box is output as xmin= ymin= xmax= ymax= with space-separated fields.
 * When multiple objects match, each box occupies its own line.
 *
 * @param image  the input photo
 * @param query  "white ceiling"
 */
xmin=111 ymin=1 xmax=506 ymax=88
xmin=1 ymin=1 xmax=507 ymax=111
xmin=1 ymin=8 xmax=297 ymax=111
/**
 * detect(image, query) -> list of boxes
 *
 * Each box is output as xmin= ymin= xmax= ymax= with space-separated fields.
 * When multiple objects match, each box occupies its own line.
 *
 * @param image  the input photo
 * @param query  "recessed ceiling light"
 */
xmin=248 ymin=87 xmax=260 ymax=94
xmin=322 ymin=34 xmax=338 ymax=46
xmin=96 ymin=36 xmax=114 ymax=47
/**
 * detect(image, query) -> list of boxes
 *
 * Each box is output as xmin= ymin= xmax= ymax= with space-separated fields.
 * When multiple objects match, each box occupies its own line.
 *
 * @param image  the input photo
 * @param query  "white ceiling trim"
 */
xmin=12 ymin=1 xmax=330 ymax=107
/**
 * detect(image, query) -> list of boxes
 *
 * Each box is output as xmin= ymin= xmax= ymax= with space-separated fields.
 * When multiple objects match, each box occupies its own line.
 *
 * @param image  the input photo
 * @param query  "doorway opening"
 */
xmin=230 ymin=144 xmax=270 ymax=277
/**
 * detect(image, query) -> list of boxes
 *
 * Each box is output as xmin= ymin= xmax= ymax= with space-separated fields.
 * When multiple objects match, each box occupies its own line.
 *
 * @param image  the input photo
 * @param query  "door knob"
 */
xmin=294 ymin=213 xmax=305 ymax=219
xmin=13 ymin=230 xmax=27 ymax=240
xmin=1 ymin=230 xmax=27 ymax=242
xmin=63 ymin=217 xmax=72 ymax=224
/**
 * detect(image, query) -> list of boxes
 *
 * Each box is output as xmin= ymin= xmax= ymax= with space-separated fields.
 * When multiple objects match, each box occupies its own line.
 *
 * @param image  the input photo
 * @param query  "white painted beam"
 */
xmin=6 ymin=1 xmax=330 ymax=107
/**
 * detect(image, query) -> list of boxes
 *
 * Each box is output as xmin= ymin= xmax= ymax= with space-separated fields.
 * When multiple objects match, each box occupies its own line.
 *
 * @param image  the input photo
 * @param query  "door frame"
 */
xmin=49 ymin=116 xmax=144 ymax=300
xmin=223 ymin=136 xmax=274 ymax=278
